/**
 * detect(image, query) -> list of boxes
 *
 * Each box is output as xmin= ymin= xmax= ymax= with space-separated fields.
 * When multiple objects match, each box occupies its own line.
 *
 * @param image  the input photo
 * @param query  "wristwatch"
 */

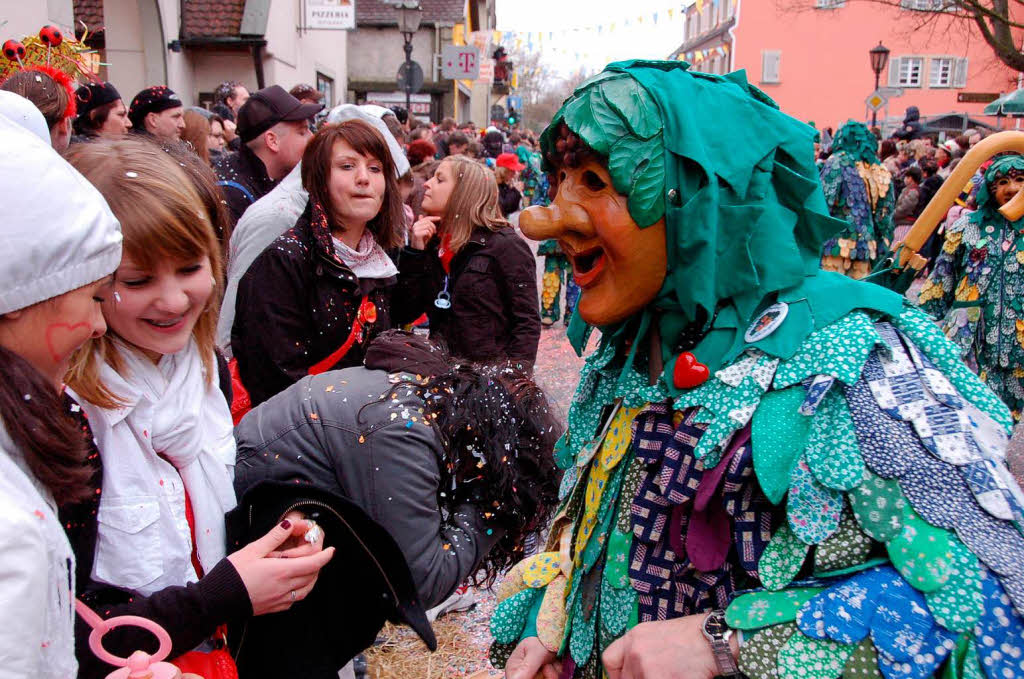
xmin=701 ymin=609 xmax=741 ymax=678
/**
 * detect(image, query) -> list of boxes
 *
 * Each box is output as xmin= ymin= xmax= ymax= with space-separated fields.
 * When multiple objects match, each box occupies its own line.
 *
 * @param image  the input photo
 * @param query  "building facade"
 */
xmin=346 ymin=0 xmax=498 ymax=123
xmin=671 ymin=0 xmax=1020 ymax=133
xmin=2 ymin=0 xmax=349 ymax=108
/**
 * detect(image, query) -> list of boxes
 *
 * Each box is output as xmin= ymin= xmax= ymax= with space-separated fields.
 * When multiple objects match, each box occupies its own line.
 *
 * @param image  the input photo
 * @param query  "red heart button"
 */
xmin=673 ymin=351 xmax=710 ymax=389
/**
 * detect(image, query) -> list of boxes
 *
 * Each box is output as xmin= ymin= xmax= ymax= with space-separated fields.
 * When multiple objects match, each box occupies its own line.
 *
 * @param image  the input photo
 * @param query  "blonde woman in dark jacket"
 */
xmin=405 ymin=155 xmax=541 ymax=368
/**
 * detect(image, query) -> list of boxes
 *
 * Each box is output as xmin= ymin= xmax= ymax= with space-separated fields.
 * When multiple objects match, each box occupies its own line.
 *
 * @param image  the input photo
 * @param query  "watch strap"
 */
xmin=702 ymin=609 xmax=741 ymax=678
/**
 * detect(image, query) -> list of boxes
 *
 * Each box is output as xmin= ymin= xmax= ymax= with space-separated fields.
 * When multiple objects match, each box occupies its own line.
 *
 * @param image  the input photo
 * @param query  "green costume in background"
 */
xmin=819 ymin=121 xmax=895 ymax=279
xmin=919 ymin=155 xmax=1024 ymax=420
xmin=489 ymin=61 xmax=1024 ymax=679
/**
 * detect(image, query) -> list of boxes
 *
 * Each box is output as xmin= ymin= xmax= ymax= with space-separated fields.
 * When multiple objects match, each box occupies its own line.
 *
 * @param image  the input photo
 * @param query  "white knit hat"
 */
xmin=327 ymin=104 xmax=411 ymax=178
xmin=0 ymin=113 xmax=122 ymax=315
xmin=0 ymin=90 xmax=50 ymax=144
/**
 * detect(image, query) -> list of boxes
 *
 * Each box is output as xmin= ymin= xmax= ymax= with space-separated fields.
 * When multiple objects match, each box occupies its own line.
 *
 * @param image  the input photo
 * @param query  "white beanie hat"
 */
xmin=0 ymin=90 xmax=50 ymax=144
xmin=0 ymin=113 xmax=122 ymax=315
xmin=327 ymin=104 xmax=411 ymax=178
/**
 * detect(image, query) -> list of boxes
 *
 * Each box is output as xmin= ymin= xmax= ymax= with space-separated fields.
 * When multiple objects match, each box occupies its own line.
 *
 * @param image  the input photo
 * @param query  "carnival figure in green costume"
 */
xmin=488 ymin=61 xmax=1024 ymax=679
xmin=819 ymin=120 xmax=896 ymax=279
xmin=918 ymin=154 xmax=1024 ymax=420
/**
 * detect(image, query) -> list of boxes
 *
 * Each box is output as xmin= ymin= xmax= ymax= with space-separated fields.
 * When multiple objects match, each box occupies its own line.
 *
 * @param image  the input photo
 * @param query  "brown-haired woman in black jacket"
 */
xmin=232 ymin=119 xmax=429 ymax=406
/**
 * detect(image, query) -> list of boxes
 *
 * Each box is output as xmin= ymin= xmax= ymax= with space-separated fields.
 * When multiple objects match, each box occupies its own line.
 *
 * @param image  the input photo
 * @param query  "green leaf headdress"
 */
xmin=974 ymin=153 xmax=1024 ymax=213
xmin=542 ymin=60 xmax=850 ymax=361
xmin=830 ymin=120 xmax=880 ymax=165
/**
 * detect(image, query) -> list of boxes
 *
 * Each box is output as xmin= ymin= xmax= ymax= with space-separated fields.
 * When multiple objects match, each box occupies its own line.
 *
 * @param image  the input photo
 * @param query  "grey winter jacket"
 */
xmin=232 ymin=366 xmax=502 ymax=608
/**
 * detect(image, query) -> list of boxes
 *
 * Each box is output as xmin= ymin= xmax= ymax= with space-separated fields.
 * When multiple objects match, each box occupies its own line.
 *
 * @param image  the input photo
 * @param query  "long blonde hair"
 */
xmin=438 ymin=155 xmax=509 ymax=253
xmin=64 ymin=137 xmax=224 ymax=408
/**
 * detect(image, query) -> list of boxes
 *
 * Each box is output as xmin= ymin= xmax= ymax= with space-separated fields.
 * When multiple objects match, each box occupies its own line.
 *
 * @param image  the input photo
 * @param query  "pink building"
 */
xmin=674 ymin=1 xmax=1021 ymax=134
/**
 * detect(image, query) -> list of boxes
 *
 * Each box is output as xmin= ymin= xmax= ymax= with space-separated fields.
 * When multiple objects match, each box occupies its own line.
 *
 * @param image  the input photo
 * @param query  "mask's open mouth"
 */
xmin=569 ymin=246 xmax=606 ymax=287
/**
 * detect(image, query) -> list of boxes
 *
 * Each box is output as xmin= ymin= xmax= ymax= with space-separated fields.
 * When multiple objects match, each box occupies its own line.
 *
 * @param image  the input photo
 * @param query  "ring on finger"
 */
xmin=289 ymin=590 xmax=297 ymax=602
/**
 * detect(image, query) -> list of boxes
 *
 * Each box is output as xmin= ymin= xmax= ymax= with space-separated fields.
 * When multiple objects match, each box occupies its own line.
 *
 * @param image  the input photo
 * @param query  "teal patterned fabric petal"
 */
xmin=788 ymin=454 xmax=844 ymax=544
xmin=759 ymin=522 xmax=811 ymax=591
xmin=848 ymin=468 xmax=907 ymax=542
xmin=674 ymin=351 xmax=778 ymax=460
xmin=924 ymin=538 xmax=984 ymax=633
xmin=599 ymin=575 xmax=636 ymax=637
xmin=490 ymin=587 xmax=542 ymax=644
xmin=886 ymin=505 xmax=954 ymax=593
xmin=568 ymin=583 xmax=596 ymax=667
xmin=773 ymin=311 xmax=882 ymax=389
xmin=805 ymin=389 xmax=865 ymax=491
xmin=778 ymin=632 xmax=855 ymax=679
xmin=752 ymin=385 xmax=811 ymax=504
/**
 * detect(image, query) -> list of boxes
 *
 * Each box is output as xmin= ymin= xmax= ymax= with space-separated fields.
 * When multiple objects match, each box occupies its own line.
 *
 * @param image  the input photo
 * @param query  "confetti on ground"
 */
xmin=364 ymin=588 xmax=498 ymax=678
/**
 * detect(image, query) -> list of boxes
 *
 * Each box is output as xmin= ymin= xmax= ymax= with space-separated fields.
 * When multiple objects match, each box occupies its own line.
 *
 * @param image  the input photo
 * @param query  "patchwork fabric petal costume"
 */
xmin=488 ymin=60 xmax=1024 ymax=679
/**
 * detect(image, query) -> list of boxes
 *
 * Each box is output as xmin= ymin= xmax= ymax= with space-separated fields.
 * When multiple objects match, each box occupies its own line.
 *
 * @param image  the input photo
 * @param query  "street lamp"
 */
xmin=869 ymin=41 xmax=890 ymax=129
xmin=396 ymin=0 xmax=423 ymax=115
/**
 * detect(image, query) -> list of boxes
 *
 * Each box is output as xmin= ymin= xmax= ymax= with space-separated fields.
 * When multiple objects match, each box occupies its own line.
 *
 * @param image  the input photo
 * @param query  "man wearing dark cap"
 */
xmin=128 ymin=85 xmax=184 ymax=142
xmin=212 ymin=84 xmax=323 ymax=225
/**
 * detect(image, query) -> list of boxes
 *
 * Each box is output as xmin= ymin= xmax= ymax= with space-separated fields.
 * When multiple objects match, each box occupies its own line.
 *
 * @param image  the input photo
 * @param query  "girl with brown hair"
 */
xmin=231 ymin=119 xmax=423 ymax=405
xmin=62 ymin=136 xmax=334 ymax=678
xmin=407 ymin=155 xmax=540 ymax=367
xmin=181 ymin=108 xmax=213 ymax=163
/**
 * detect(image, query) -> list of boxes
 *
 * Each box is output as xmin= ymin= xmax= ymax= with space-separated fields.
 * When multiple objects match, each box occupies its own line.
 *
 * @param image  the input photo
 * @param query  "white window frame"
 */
xmin=900 ymin=0 xmax=956 ymax=11
xmin=890 ymin=56 xmax=924 ymax=88
xmin=929 ymin=56 xmax=954 ymax=88
xmin=761 ymin=50 xmax=781 ymax=84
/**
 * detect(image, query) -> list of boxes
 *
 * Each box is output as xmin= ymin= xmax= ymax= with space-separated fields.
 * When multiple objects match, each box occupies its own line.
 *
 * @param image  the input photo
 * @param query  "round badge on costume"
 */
xmin=744 ymin=302 xmax=789 ymax=343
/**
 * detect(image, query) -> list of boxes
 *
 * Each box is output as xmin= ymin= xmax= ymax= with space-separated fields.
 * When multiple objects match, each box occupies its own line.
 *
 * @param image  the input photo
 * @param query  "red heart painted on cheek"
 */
xmin=45 ymin=322 xmax=92 ymax=363
xmin=672 ymin=351 xmax=710 ymax=389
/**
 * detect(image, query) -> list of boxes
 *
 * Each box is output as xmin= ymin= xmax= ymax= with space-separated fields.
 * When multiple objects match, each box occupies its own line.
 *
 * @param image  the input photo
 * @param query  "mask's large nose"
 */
xmin=519 ymin=204 xmax=560 ymax=241
xmin=519 ymin=199 xmax=590 ymax=241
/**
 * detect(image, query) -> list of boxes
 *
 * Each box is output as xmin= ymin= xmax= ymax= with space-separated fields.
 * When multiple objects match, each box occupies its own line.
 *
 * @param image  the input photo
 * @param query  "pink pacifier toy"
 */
xmin=75 ymin=599 xmax=183 ymax=679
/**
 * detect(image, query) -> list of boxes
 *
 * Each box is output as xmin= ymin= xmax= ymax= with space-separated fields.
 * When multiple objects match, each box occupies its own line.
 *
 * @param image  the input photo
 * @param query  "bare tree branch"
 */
xmin=776 ymin=0 xmax=1024 ymax=70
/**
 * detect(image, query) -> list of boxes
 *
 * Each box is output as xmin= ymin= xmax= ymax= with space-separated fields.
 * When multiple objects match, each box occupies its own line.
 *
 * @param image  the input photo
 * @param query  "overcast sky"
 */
xmin=495 ymin=0 xmax=690 ymax=77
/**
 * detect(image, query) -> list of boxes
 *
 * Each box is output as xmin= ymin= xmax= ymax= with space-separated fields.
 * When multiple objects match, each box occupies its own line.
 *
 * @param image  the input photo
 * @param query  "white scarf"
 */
xmin=332 ymin=230 xmax=399 ymax=280
xmin=106 ymin=340 xmax=237 ymax=573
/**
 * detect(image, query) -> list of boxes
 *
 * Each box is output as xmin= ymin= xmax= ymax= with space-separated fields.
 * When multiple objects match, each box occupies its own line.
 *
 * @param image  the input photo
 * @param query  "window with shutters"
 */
xmin=761 ymin=50 xmax=781 ymax=84
xmin=891 ymin=56 xmax=924 ymax=87
xmin=930 ymin=57 xmax=953 ymax=87
xmin=900 ymin=0 xmax=956 ymax=10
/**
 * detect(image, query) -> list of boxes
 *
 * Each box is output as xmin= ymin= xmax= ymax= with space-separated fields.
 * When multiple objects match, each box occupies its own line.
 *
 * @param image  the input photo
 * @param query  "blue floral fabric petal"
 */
xmin=868 ymin=574 xmax=934 ymax=662
xmin=974 ymin=567 xmax=1024 ymax=679
xmin=874 ymin=627 xmax=956 ymax=679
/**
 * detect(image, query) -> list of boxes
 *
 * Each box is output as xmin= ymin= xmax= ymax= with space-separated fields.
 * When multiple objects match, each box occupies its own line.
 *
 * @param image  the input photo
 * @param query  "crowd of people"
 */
xmin=0 ymin=44 xmax=561 ymax=678
xmin=812 ymin=107 xmax=1024 ymax=422
xmin=1 ymin=33 xmax=1024 ymax=679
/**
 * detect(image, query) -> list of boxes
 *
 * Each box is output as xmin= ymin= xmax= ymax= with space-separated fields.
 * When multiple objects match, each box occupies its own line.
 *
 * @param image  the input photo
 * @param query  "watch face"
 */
xmin=703 ymin=611 xmax=728 ymax=637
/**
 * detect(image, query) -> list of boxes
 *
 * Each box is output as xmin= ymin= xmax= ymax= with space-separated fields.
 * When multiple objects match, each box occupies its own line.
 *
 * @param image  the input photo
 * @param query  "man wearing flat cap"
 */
xmin=128 ymin=85 xmax=185 ymax=142
xmin=213 ymin=84 xmax=324 ymax=225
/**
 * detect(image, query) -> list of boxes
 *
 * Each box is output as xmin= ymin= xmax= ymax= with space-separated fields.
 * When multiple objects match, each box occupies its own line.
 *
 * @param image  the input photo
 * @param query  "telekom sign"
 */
xmin=441 ymin=45 xmax=481 ymax=80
